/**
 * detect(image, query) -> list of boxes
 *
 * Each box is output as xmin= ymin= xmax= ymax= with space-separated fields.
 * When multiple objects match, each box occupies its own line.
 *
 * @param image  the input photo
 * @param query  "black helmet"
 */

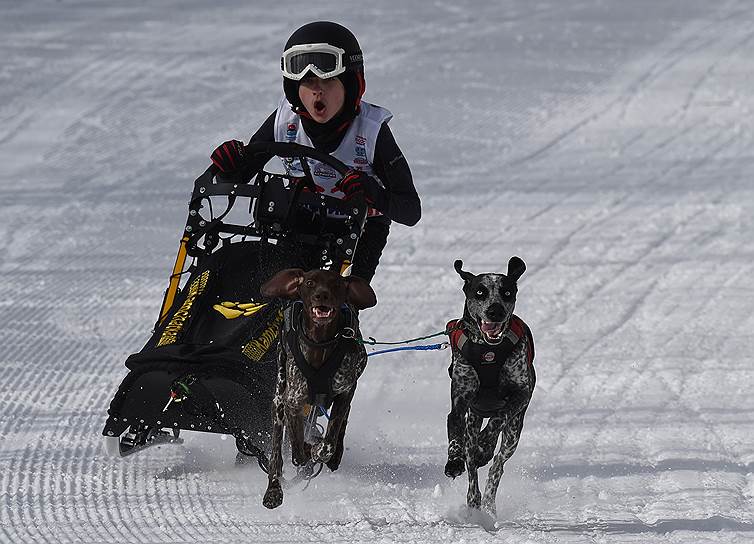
xmin=281 ymin=21 xmax=365 ymax=116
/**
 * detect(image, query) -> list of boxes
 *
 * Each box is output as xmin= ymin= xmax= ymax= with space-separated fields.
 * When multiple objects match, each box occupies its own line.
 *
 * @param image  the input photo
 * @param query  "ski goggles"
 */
xmin=281 ymin=43 xmax=351 ymax=80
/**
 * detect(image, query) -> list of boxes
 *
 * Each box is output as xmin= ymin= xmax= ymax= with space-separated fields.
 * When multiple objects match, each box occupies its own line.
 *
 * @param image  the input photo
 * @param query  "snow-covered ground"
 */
xmin=2 ymin=1 xmax=753 ymax=542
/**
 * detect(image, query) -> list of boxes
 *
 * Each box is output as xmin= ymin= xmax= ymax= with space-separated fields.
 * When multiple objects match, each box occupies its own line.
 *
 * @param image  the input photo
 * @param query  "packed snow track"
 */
xmin=1 ymin=1 xmax=753 ymax=543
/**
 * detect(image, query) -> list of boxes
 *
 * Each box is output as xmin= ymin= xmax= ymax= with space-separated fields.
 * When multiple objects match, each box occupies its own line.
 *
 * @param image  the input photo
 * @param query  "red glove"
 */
xmin=210 ymin=140 xmax=245 ymax=172
xmin=333 ymin=170 xmax=378 ymax=205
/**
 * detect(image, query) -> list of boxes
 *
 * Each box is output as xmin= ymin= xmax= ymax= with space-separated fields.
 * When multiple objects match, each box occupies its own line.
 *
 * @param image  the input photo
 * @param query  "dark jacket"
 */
xmin=241 ymin=110 xmax=421 ymax=281
xmin=241 ymin=111 xmax=421 ymax=227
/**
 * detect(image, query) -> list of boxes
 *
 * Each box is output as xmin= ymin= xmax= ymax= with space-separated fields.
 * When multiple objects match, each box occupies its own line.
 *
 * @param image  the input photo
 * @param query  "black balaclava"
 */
xmin=282 ymin=22 xmax=366 ymax=153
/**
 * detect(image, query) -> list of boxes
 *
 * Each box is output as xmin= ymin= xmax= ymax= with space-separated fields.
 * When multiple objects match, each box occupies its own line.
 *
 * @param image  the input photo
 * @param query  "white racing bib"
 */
xmin=273 ymin=95 xmax=392 ymax=206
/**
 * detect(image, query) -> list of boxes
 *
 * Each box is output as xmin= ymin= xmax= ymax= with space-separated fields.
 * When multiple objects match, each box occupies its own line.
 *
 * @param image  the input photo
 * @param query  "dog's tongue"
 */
xmin=480 ymin=321 xmax=504 ymax=338
xmin=312 ymin=306 xmax=334 ymax=319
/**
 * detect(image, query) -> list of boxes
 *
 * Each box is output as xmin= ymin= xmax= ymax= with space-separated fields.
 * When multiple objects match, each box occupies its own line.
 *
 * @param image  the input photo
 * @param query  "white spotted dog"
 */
xmin=259 ymin=268 xmax=376 ymax=509
xmin=444 ymin=257 xmax=535 ymax=515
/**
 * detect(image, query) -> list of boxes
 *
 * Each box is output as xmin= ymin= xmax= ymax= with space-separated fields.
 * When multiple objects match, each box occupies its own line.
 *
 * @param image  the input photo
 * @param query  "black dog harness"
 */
xmin=283 ymin=301 xmax=358 ymax=407
xmin=446 ymin=315 xmax=534 ymax=417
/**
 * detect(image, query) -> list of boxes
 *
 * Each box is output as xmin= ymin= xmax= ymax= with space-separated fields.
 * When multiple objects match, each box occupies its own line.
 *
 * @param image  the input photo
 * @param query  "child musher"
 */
xmin=210 ymin=21 xmax=421 ymax=283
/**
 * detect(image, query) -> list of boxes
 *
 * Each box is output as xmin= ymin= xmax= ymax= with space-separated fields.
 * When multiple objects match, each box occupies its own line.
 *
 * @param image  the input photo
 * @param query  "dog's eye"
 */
xmin=475 ymin=287 xmax=488 ymax=299
xmin=304 ymin=280 xmax=315 ymax=288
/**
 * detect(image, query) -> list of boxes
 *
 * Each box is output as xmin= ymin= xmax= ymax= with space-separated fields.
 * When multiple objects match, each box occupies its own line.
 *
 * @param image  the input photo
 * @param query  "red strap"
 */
xmin=446 ymin=320 xmax=465 ymax=350
xmin=510 ymin=315 xmax=535 ymax=367
xmin=509 ymin=315 xmax=524 ymax=338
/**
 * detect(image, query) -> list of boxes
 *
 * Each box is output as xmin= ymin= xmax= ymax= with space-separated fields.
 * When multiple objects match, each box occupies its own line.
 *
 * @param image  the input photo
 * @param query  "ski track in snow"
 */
xmin=1 ymin=1 xmax=753 ymax=543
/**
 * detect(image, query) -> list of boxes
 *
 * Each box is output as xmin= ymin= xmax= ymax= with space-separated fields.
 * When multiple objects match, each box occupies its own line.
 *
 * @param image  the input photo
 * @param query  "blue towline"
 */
xmin=366 ymin=342 xmax=449 ymax=358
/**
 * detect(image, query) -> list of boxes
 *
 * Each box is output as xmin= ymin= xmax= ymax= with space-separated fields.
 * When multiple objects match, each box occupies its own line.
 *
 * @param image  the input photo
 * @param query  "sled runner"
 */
xmin=102 ymin=143 xmax=368 ymax=461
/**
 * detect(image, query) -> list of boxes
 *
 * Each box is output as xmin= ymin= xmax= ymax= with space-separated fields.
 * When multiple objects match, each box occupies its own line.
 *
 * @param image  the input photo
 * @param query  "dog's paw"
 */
xmin=326 ymin=451 xmax=343 ymax=472
xmin=325 ymin=439 xmax=345 ymax=471
xmin=444 ymin=457 xmax=465 ymax=478
xmin=291 ymin=449 xmax=310 ymax=467
xmin=311 ymin=442 xmax=334 ymax=464
xmin=262 ymin=481 xmax=283 ymax=509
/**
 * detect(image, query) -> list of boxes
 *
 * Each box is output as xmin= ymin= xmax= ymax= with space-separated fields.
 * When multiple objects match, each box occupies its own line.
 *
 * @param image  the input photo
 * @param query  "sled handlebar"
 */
xmin=203 ymin=141 xmax=351 ymax=183
xmin=245 ymin=142 xmax=351 ymax=177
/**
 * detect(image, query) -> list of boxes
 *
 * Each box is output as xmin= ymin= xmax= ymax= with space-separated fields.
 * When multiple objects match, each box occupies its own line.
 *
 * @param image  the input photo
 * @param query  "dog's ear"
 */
xmin=345 ymin=276 xmax=377 ymax=310
xmin=454 ymin=259 xmax=475 ymax=284
xmin=507 ymin=256 xmax=526 ymax=282
xmin=260 ymin=268 xmax=305 ymax=299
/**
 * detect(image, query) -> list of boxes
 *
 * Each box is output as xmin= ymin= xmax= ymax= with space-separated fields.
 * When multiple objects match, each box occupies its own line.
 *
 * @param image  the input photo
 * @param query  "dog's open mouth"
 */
xmin=311 ymin=305 xmax=335 ymax=322
xmin=479 ymin=320 xmax=506 ymax=343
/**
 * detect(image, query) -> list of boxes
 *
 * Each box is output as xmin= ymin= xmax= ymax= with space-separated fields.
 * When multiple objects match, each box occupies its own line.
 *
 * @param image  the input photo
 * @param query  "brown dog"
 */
xmin=259 ymin=268 xmax=376 ymax=509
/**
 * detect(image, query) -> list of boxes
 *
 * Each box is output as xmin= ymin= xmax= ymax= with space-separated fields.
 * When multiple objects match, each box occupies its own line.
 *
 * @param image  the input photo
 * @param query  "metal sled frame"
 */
xmin=104 ymin=142 xmax=368 ymax=458
xmin=159 ymin=142 xmax=368 ymax=324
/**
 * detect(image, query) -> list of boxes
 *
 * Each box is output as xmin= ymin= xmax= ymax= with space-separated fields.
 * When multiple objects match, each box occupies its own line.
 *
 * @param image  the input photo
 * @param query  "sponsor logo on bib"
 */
xmin=286 ymin=123 xmax=297 ymax=142
xmin=313 ymin=164 xmax=337 ymax=179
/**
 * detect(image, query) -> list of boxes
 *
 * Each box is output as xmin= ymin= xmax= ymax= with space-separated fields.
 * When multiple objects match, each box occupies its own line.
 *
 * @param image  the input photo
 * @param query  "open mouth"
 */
xmin=311 ymin=305 xmax=335 ymax=322
xmin=313 ymin=100 xmax=326 ymax=115
xmin=478 ymin=319 xmax=506 ymax=343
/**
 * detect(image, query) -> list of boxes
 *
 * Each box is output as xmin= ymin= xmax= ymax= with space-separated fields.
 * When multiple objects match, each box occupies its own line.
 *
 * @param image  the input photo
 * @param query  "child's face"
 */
xmin=298 ymin=75 xmax=345 ymax=123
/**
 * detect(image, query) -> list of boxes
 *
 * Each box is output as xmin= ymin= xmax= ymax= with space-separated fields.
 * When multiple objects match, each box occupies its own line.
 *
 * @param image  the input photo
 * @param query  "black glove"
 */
xmin=210 ymin=139 xmax=246 ymax=173
xmin=333 ymin=169 xmax=380 ymax=205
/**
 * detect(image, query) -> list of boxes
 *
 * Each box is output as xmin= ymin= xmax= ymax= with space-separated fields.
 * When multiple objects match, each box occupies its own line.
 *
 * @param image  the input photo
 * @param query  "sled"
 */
xmin=102 ymin=143 xmax=368 ymax=461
